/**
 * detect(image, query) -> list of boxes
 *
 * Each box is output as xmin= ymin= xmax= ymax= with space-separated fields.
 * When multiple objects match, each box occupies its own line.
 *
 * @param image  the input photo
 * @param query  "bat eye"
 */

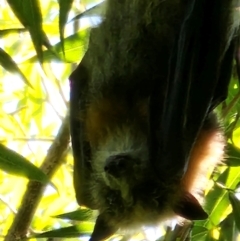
xmin=104 ymin=154 xmax=130 ymax=177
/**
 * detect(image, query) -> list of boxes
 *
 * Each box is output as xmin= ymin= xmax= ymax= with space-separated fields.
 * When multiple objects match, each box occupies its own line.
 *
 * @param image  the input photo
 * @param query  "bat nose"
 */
xmin=104 ymin=154 xmax=129 ymax=177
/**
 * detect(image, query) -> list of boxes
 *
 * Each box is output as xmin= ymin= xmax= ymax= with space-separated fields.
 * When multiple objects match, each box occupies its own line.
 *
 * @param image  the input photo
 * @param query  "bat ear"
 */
xmin=173 ymin=192 xmax=208 ymax=220
xmin=90 ymin=212 xmax=118 ymax=241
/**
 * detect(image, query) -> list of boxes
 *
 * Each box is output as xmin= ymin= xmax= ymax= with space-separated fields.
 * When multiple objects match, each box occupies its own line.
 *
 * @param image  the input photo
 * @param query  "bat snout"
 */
xmin=104 ymin=154 xmax=131 ymax=177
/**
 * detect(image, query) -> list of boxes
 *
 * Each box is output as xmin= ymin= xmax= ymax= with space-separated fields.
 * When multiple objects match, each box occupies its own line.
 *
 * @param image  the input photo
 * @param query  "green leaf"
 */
xmin=226 ymin=144 xmax=240 ymax=166
xmin=0 ymin=143 xmax=48 ymax=183
xmin=33 ymin=223 xmax=94 ymax=238
xmin=54 ymin=209 xmax=93 ymax=221
xmin=6 ymin=0 xmax=48 ymax=62
xmin=228 ymin=192 xmax=240 ymax=231
xmin=24 ymin=30 xmax=89 ymax=63
xmin=191 ymin=226 xmax=208 ymax=241
xmin=219 ymin=213 xmax=238 ymax=241
xmin=58 ymin=0 xmax=74 ymax=55
xmin=0 ymin=48 xmax=32 ymax=88
xmin=69 ymin=2 xmax=106 ymax=23
xmin=196 ymin=166 xmax=240 ymax=229
xmin=0 ymin=28 xmax=27 ymax=37
xmin=205 ymin=231 xmax=216 ymax=241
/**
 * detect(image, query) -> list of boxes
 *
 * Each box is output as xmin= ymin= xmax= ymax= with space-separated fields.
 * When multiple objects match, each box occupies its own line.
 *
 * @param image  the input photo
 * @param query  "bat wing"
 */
xmin=149 ymin=0 xmax=237 ymax=180
xmin=69 ymin=51 xmax=97 ymax=209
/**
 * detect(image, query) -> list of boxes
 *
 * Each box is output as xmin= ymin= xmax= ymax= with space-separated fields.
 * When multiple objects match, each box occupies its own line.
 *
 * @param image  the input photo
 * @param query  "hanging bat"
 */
xmin=69 ymin=0 xmax=239 ymax=240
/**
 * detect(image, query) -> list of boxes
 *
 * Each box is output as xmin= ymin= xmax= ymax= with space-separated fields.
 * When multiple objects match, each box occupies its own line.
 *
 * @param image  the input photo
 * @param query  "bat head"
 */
xmin=88 ymin=125 xmax=207 ymax=241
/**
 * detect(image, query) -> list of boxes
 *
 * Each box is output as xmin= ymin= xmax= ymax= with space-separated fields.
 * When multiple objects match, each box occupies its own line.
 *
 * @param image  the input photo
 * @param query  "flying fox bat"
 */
xmin=69 ymin=0 xmax=239 ymax=240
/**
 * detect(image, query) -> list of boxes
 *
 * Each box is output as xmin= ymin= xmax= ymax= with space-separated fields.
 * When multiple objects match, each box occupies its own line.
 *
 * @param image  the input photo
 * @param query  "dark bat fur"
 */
xmin=69 ymin=0 xmax=240 ymax=240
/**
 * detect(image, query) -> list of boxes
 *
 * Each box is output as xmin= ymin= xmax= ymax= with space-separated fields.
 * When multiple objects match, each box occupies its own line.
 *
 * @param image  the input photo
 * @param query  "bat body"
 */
xmin=70 ymin=0 xmax=239 ymax=240
xmin=81 ymin=91 xmax=224 ymax=225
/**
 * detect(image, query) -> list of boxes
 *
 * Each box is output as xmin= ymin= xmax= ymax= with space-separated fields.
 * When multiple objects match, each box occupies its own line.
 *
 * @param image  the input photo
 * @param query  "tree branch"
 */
xmin=4 ymin=115 xmax=70 ymax=241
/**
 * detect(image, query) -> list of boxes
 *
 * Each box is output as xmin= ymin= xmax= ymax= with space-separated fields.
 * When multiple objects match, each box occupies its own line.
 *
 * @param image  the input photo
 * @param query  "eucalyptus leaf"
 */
xmin=226 ymin=144 xmax=240 ymax=166
xmin=0 ymin=143 xmax=48 ymax=183
xmin=228 ymin=192 xmax=240 ymax=231
xmin=24 ymin=30 xmax=89 ymax=63
xmin=54 ymin=209 xmax=93 ymax=221
xmin=219 ymin=213 xmax=238 ymax=241
xmin=58 ymin=0 xmax=74 ymax=55
xmin=69 ymin=2 xmax=106 ymax=24
xmin=0 ymin=48 xmax=32 ymax=88
xmin=33 ymin=223 xmax=93 ymax=238
xmin=7 ymin=0 xmax=49 ymax=62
